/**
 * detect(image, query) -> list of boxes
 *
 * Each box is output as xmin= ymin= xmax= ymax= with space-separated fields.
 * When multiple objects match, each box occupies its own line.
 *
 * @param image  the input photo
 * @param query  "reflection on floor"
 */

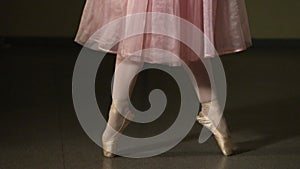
xmin=0 ymin=41 xmax=300 ymax=169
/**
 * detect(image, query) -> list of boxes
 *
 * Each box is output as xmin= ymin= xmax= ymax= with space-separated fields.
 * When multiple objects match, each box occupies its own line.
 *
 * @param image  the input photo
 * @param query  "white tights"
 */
xmin=111 ymin=54 xmax=215 ymax=107
xmin=102 ymin=55 xmax=144 ymax=143
xmin=111 ymin=55 xmax=145 ymax=116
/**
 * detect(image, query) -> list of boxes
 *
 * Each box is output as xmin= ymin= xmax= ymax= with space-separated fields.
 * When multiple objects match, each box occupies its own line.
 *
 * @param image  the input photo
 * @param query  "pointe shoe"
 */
xmin=196 ymin=99 xmax=237 ymax=156
xmin=102 ymin=101 xmax=133 ymax=158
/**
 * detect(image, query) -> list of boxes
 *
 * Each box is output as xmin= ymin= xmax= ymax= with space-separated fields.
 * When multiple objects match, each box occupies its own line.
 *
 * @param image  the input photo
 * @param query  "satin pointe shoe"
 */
xmin=102 ymin=101 xmax=133 ymax=158
xmin=196 ymin=99 xmax=238 ymax=156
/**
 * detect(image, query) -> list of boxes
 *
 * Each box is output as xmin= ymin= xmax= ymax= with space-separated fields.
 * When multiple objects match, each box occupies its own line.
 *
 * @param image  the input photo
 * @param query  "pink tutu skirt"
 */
xmin=74 ymin=0 xmax=252 ymax=66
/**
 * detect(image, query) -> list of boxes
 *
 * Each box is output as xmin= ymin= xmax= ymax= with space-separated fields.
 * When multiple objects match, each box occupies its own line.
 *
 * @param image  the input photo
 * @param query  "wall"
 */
xmin=246 ymin=0 xmax=300 ymax=39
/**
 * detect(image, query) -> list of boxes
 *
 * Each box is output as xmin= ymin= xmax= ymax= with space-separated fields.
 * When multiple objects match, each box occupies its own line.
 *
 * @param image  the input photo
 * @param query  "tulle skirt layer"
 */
xmin=75 ymin=0 xmax=252 ymax=66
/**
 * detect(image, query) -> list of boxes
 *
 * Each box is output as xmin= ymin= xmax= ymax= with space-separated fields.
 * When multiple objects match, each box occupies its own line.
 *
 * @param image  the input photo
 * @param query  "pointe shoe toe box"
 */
xmin=103 ymin=149 xmax=116 ymax=158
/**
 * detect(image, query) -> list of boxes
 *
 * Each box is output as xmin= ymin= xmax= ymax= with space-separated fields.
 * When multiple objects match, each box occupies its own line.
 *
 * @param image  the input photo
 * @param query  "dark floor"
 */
xmin=0 ymin=40 xmax=300 ymax=169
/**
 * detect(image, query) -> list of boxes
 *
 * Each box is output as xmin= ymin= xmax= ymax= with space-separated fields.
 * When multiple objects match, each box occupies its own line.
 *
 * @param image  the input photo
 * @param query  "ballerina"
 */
xmin=74 ymin=0 xmax=252 ymax=157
